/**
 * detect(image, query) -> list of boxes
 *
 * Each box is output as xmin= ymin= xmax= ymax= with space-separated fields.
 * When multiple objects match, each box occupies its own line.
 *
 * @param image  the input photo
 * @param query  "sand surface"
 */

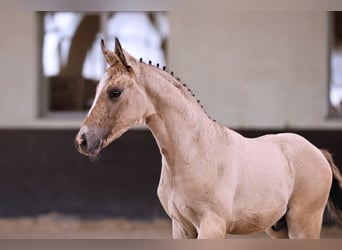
xmin=0 ymin=214 xmax=341 ymax=239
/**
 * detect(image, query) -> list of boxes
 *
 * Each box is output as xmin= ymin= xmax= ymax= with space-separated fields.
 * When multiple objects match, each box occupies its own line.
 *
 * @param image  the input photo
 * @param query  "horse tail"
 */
xmin=320 ymin=149 xmax=342 ymax=224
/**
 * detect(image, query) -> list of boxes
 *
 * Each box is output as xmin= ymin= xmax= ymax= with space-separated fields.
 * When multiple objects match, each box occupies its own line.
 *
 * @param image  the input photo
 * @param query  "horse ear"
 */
xmin=101 ymin=39 xmax=115 ymax=65
xmin=114 ymin=37 xmax=139 ymax=74
xmin=101 ymin=38 xmax=138 ymax=73
xmin=114 ymin=37 xmax=129 ymax=67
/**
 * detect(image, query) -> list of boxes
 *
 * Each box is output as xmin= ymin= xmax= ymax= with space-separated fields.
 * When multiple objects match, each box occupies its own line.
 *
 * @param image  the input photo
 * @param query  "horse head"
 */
xmin=75 ymin=38 xmax=149 ymax=157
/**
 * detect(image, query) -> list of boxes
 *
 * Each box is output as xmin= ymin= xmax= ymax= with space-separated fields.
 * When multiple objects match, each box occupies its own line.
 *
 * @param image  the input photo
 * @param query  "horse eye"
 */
xmin=108 ymin=89 xmax=122 ymax=99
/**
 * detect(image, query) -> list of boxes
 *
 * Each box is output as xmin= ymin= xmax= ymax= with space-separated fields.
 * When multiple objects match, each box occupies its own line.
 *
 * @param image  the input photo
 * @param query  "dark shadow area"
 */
xmin=0 ymin=128 xmax=341 ymax=226
xmin=0 ymin=129 xmax=165 ymax=220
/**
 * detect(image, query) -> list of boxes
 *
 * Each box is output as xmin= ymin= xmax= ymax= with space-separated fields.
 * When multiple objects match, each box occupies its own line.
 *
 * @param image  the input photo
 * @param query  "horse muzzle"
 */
xmin=74 ymin=126 xmax=109 ymax=157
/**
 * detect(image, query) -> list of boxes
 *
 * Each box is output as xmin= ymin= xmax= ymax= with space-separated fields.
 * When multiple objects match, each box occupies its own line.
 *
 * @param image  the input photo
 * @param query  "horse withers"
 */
xmin=75 ymin=38 xmax=342 ymax=239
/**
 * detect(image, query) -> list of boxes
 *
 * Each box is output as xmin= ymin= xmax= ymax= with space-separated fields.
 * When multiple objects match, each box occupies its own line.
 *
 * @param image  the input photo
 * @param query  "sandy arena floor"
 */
xmin=0 ymin=214 xmax=341 ymax=239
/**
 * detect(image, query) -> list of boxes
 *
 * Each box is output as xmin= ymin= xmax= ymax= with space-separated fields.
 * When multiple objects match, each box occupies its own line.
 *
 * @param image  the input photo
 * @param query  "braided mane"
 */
xmin=138 ymin=58 xmax=216 ymax=122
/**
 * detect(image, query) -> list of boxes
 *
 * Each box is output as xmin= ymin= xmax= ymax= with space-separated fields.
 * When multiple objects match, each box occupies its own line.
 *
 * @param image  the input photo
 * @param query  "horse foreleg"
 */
xmin=172 ymin=220 xmax=197 ymax=239
xmin=197 ymin=212 xmax=227 ymax=239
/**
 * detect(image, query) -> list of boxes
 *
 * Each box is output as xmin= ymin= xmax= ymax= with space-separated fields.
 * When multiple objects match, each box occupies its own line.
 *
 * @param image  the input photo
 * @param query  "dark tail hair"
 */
xmin=320 ymin=149 xmax=342 ymax=224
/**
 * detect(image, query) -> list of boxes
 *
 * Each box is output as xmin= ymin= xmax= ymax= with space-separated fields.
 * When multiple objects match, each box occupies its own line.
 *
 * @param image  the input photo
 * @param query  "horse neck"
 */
xmin=139 ymin=64 xmax=220 ymax=164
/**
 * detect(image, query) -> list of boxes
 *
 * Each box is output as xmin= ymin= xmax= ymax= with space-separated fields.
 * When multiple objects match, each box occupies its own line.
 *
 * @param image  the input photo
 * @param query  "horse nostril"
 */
xmin=75 ymin=133 xmax=88 ymax=151
xmin=80 ymin=134 xmax=87 ymax=149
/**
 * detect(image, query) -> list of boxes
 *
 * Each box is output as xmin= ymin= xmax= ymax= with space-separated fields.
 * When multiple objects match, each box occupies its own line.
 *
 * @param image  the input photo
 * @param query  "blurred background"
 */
xmin=0 ymin=10 xmax=341 ymax=238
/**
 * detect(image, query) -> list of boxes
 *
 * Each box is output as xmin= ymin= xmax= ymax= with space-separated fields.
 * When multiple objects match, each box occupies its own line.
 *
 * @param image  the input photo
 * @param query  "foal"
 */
xmin=75 ymin=38 xmax=342 ymax=239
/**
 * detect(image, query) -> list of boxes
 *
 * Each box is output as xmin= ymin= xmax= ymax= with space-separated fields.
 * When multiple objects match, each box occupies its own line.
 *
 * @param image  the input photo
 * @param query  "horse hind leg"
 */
xmin=265 ymin=208 xmax=323 ymax=239
xmin=285 ymin=207 xmax=324 ymax=239
xmin=284 ymin=149 xmax=331 ymax=239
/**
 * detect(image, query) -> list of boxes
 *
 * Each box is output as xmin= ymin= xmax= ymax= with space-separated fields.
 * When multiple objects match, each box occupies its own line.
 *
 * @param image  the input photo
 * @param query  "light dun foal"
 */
xmin=75 ymin=38 xmax=342 ymax=239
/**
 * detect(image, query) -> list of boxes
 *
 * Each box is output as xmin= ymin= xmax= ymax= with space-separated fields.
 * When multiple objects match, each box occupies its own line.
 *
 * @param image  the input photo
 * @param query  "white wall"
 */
xmin=0 ymin=12 xmax=39 ymax=127
xmin=0 ymin=12 xmax=82 ymax=128
xmin=169 ymin=11 xmax=342 ymax=129
xmin=0 ymin=11 xmax=341 ymax=129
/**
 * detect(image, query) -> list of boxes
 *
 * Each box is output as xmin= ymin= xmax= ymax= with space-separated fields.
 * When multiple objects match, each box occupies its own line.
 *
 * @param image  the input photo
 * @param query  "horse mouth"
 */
xmin=75 ymin=126 xmax=125 ymax=159
xmin=101 ymin=132 xmax=114 ymax=149
xmin=74 ymin=132 xmax=106 ymax=159
xmin=90 ymin=140 xmax=103 ymax=156
xmin=78 ymin=139 xmax=103 ymax=159
xmin=87 ymin=132 xmax=112 ymax=158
